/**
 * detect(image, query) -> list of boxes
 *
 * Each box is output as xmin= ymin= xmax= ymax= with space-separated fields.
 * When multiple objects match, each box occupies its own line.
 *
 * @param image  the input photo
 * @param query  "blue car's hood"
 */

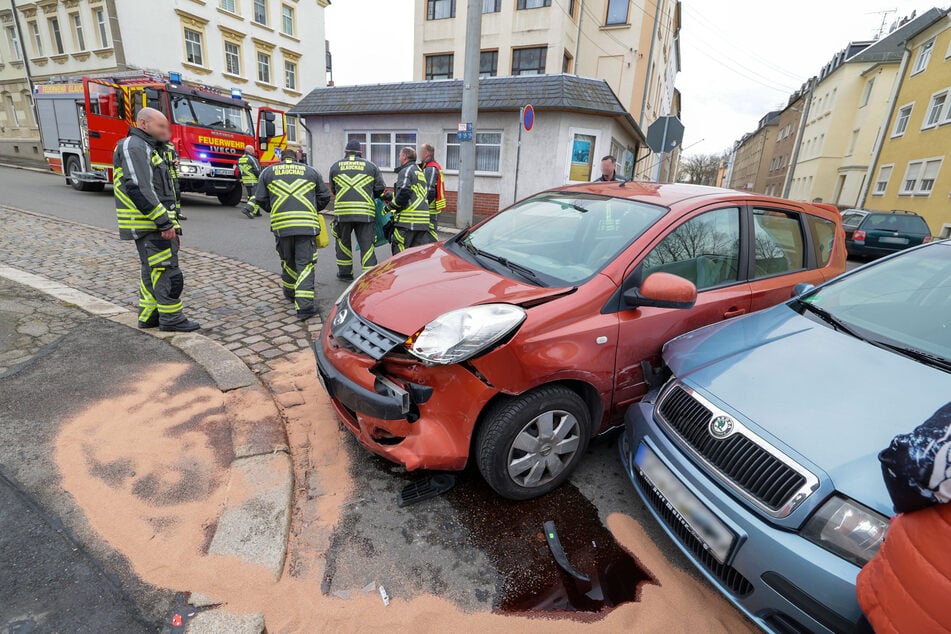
xmin=663 ymin=303 xmax=951 ymax=516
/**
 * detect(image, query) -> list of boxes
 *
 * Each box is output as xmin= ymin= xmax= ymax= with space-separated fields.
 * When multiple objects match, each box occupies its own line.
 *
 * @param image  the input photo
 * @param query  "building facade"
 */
xmin=413 ymin=0 xmax=680 ymax=180
xmin=290 ymin=75 xmax=647 ymax=218
xmin=863 ymin=9 xmax=951 ymax=237
xmin=762 ymin=82 xmax=810 ymax=198
xmin=726 ymin=111 xmax=778 ymax=194
xmin=0 ymin=0 xmax=327 ymax=163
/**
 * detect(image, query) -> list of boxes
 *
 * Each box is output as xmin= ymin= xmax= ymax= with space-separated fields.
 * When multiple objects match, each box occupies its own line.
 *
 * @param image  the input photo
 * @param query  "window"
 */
xmin=286 ymin=117 xmax=297 ymax=143
xmin=87 ymin=81 xmax=124 ymax=118
xmin=562 ymin=51 xmax=572 ymax=73
xmin=605 ymin=0 xmax=629 ymax=25
xmin=873 ymin=164 xmax=892 ymax=195
xmin=846 ymin=129 xmax=859 ymax=155
xmin=892 ymin=104 xmax=912 ymax=136
xmin=512 ymin=46 xmax=546 ymax=75
xmin=923 ymin=91 xmax=947 ymax=128
xmin=284 ymin=60 xmax=297 ymax=89
xmin=220 ymin=0 xmax=237 ymax=12
xmin=29 ymin=21 xmax=42 ymax=57
xmin=184 ymin=28 xmax=203 ymax=66
xmin=482 ymin=0 xmax=501 ymax=12
xmin=70 ymin=14 xmax=85 ymax=51
xmin=6 ymin=95 xmax=19 ymax=127
xmin=445 ymin=131 xmax=502 ymax=172
xmin=569 ymin=0 xmax=577 ymax=17
xmin=253 ymin=0 xmax=268 ymax=24
xmin=48 ymin=18 xmax=63 ymax=55
xmin=860 ymin=78 xmax=874 ymax=107
xmin=6 ymin=26 xmax=22 ymax=61
xmin=917 ymin=159 xmax=942 ymax=194
xmin=912 ymin=38 xmax=935 ymax=74
xmin=642 ymin=208 xmax=741 ymax=290
xmin=95 ymin=8 xmax=108 ymax=47
xmin=807 ymin=215 xmax=836 ymax=268
xmin=257 ymin=51 xmax=271 ymax=83
xmin=900 ymin=161 xmax=923 ymax=194
xmin=427 ymin=0 xmax=455 ymax=20
xmin=479 ymin=50 xmax=498 ymax=78
xmin=345 ymin=131 xmax=417 ymax=170
xmin=517 ymin=0 xmax=551 ymax=8
xmin=425 ymin=53 xmax=453 ymax=80
xmin=753 ymin=208 xmax=805 ymax=277
xmin=281 ymin=5 xmax=295 ymax=35
xmin=224 ymin=42 xmax=241 ymax=75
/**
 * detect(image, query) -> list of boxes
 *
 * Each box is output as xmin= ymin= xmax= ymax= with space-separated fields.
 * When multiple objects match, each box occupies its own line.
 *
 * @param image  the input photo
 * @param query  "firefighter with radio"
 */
xmin=329 ymin=139 xmax=386 ymax=280
xmin=243 ymin=152 xmax=332 ymax=320
xmin=162 ymin=141 xmax=186 ymax=220
xmin=238 ymin=144 xmax=261 ymax=207
xmin=385 ymin=147 xmax=433 ymax=253
xmin=114 ymin=107 xmax=200 ymax=332
xmin=419 ymin=143 xmax=446 ymax=241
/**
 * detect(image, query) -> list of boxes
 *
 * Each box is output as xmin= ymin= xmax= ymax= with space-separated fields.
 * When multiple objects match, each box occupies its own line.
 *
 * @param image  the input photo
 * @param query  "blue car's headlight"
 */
xmin=800 ymin=495 xmax=889 ymax=567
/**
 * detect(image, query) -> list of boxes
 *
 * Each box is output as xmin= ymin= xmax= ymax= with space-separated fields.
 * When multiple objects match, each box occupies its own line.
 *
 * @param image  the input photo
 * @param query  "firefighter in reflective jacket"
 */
xmin=114 ymin=107 xmax=200 ymax=332
xmin=162 ymin=141 xmax=186 ymax=220
xmin=387 ymin=146 xmax=433 ymax=252
xmin=243 ymin=154 xmax=332 ymax=320
xmin=420 ymin=143 xmax=446 ymax=241
xmin=329 ymin=139 xmax=386 ymax=280
xmin=238 ymin=145 xmax=261 ymax=204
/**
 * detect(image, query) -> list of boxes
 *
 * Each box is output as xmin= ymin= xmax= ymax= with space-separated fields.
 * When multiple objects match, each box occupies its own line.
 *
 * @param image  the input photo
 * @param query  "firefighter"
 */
xmin=242 ymin=152 xmax=332 ymax=320
xmin=114 ymin=107 xmax=200 ymax=332
xmin=238 ymin=144 xmax=261 ymax=211
xmin=387 ymin=147 xmax=432 ymax=253
xmin=162 ymin=140 xmax=186 ymax=220
xmin=329 ymin=139 xmax=386 ymax=281
xmin=419 ymin=143 xmax=446 ymax=241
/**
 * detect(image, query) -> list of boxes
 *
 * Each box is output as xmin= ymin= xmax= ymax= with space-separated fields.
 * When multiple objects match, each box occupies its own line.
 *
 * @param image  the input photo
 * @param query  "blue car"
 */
xmin=621 ymin=240 xmax=951 ymax=633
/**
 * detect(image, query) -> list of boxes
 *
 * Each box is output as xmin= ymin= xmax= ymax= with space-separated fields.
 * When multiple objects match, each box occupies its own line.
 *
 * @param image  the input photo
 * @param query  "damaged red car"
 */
xmin=315 ymin=182 xmax=846 ymax=499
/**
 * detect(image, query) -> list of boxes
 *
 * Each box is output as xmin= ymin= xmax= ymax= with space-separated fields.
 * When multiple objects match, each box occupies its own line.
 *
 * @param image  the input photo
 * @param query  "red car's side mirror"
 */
xmin=624 ymin=272 xmax=698 ymax=310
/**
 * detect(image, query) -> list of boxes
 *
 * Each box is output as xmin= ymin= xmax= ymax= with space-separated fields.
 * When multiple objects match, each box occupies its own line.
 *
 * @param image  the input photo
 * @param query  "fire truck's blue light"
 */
xmin=169 ymin=72 xmax=183 ymax=85
xmin=231 ymin=88 xmax=242 ymax=99
xmin=199 ymin=152 xmax=209 ymax=160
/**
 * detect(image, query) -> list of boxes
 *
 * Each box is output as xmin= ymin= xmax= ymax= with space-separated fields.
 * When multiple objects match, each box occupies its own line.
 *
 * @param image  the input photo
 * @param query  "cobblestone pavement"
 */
xmin=0 ymin=278 xmax=91 ymax=374
xmin=0 ymin=206 xmax=321 ymax=375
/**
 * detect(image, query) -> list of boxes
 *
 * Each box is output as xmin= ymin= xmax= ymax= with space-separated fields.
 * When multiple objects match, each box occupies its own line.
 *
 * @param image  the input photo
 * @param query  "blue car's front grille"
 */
xmin=658 ymin=386 xmax=808 ymax=513
xmin=635 ymin=469 xmax=754 ymax=597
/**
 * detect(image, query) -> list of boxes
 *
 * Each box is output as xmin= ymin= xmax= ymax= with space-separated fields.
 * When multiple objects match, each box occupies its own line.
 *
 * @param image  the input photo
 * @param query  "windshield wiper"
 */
xmin=795 ymin=299 xmax=863 ymax=340
xmin=867 ymin=340 xmax=951 ymax=372
xmin=463 ymin=238 xmax=539 ymax=285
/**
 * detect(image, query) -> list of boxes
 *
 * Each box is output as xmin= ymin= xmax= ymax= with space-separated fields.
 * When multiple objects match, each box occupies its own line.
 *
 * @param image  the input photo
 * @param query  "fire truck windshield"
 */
xmin=170 ymin=94 xmax=254 ymax=137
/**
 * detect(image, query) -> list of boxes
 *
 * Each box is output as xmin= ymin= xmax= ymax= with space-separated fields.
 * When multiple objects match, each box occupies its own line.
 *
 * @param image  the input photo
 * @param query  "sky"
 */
xmin=324 ymin=1 xmax=943 ymax=156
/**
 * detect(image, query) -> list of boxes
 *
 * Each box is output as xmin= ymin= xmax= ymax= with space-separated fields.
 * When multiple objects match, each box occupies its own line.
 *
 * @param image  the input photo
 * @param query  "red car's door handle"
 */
xmin=723 ymin=307 xmax=747 ymax=318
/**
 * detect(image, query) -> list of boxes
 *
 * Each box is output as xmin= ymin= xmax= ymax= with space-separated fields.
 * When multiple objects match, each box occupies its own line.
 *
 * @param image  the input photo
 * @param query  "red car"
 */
xmin=316 ymin=183 xmax=846 ymax=499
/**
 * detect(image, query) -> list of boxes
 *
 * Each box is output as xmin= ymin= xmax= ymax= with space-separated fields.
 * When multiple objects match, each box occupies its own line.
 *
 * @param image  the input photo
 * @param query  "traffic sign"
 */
xmin=522 ymin=104 xmax=535 ymax=131
xmin=646 ymin=116 xmax=685 ymax=154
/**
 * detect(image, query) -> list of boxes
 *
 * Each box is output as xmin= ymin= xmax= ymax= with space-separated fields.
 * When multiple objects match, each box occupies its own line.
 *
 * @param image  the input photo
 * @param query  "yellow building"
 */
xmin=863 ymin=9 xmax=951 ymax=237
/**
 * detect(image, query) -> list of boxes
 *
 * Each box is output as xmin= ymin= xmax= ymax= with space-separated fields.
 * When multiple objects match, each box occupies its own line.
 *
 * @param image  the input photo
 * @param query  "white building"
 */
xmin=290 ymin=74 xmax=647 ymax=218
xmin=0 ymin=0 xmax=328 ymax=162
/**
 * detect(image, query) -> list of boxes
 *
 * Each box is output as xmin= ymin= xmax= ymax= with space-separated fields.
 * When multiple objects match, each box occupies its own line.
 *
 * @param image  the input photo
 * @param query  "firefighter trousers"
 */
xmin=392 ymin=227 xmax=435 ymax=253
xmin=135 ymin=235 xmax=185 ymax=327
xmin=275 ymin=235 xmax=318 ymax=314
xmin=429 ymin=211 xmax=440 ymax=241
xmin=333 ymin=220 xmax=377 ymax=275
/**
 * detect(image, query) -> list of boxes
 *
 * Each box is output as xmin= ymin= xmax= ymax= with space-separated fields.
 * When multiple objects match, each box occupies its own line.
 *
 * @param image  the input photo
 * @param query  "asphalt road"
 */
xmin=0 ymin=165 xmax=375 ymax=317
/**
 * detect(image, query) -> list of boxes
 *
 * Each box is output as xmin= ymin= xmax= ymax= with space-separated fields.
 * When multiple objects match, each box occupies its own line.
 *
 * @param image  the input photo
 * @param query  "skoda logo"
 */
xmin=333 ymin=308 xmax=349 ymax=328
xmin=709 ymin=415 xmax=735 ymax=439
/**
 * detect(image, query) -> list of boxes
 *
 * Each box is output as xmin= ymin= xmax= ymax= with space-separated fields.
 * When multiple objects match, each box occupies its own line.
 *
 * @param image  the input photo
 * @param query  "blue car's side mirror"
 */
xmin=792 ymin=283 xmax=815 ymax=298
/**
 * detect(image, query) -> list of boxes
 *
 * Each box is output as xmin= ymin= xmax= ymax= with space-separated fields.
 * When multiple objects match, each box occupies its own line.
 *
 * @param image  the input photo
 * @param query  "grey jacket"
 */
xmin=114 ymin=126 xmax=178 ymax=240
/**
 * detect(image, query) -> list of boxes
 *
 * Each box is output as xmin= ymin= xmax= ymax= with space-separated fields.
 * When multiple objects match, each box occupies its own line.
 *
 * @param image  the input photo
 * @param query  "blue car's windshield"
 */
xmin=464 ymin=193 xmax=666 ymax=287
xmin=801 ymin=243 xmax=951 ymax=366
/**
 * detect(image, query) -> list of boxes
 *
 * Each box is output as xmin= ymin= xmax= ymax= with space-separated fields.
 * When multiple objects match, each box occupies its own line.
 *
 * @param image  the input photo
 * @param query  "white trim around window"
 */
xmin=891 ymin=102 xmax=913 ymax=137
xmin=899 ymin=157 xmax=943 ymax=196
xmin=921 ymin=87 xmax=949 ymax=130
xmin=911 ymin=37 xmax=936 ymax=75
xmin=871 ymin=163 xmax=893 ymax=196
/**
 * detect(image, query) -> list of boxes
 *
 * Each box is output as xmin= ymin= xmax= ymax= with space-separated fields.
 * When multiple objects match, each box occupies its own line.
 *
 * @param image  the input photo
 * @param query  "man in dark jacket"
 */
xmin=114 ymin=107 xmax=199 ymax=332
xmin=238 ymin=145 xmax=261 ymax=205
xmin=420 ymin=143 xmax=446 ymax=241
xmin=387 ymin=147 xmax=432 ymax=253
xmin=243 ymin=154 xmax=332 ymax=320
xmin=593 ymin=155 xmax=626 ymax=182
xmin=329 ymin=139 xmax=385 ymax=280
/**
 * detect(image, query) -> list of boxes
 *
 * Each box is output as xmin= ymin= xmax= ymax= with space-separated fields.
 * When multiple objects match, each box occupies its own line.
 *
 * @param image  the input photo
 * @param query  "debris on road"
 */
xmin=378 ymin=584 xmax=390 ymax=607
xmin=397 ymin=473 xmax=456 ymax=507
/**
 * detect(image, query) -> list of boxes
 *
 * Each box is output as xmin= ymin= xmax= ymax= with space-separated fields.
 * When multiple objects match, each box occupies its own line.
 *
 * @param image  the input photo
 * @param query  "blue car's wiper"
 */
xmin=795 ymin=299 xmax=863 ymax=340
xmin=867 ymin=340 xmax=951 ymax=373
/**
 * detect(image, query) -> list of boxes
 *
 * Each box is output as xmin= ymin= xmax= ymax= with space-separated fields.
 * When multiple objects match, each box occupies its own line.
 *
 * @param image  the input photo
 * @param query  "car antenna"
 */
xmin=618 ymin=180 xmax=626 ymax=188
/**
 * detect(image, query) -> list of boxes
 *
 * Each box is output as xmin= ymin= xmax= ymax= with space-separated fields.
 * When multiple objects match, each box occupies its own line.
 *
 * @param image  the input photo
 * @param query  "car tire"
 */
xmin=475 ymin=385 xmax=591 ymax=500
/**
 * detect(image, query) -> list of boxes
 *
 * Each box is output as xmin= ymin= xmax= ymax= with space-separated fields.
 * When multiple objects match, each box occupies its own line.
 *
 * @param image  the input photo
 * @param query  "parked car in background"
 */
xmin=622 ymin=239 xmax=951 ymax=632
xmin=316 ymin=182 xmax=846 ymax=499
xmin=841 ymin=209 xmax=932 ymax=258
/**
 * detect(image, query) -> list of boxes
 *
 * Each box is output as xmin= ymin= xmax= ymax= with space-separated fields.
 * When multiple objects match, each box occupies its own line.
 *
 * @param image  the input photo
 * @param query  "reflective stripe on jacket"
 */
xmin=114 ymin=127 xmax=178 ymax=240
xmin=392 ymin=162 xmax=429 ymax=230
xmin=329 ymin=153 xmax=386 ymax=220
xmin=422 ymin=160 xmax=447 ymax=212
xmin=238 ymin=154 xmax=261 ymax=185
xmin=248 ymin=157 xmax=332 ymax=237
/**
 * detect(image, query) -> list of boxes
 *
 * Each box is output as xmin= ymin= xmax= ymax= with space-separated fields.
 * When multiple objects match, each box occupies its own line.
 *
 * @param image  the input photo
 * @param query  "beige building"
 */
xmin=0 ymin=0 xmax=328 ymax=164
xmin=762 ymin=81 xmax=811 ymax=198
xmin=727 ymin=111 xmax=779 ymax=194
xmin=788 ymin=10 xmax=943 ymax=207
xmin=413 ymin=0 xmax=681 ymax=180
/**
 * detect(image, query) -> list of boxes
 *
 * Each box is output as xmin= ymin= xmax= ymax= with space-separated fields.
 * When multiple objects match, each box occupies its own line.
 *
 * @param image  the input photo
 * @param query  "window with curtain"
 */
xmin=425 ymin=54 xmax=453 ymax=80
xmin=479 ymin=50 xmax=498 ymax=78
xmin=427 ymin=0 xmax=455 ymax=20
xmin=512 ymin=47 xmax=546 ymax=75
xmin=347 ymin=131 xmax=418 ymax=170
xmin=444 ymin=131 xmax=502 ymax=173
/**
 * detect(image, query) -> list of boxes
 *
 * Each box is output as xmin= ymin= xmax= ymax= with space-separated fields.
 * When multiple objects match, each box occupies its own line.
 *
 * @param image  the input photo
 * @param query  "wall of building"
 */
xmin=864 ymin=15 xmax=951 ymax=236
xmin=763 ymin=91 xmax=807 ymax=198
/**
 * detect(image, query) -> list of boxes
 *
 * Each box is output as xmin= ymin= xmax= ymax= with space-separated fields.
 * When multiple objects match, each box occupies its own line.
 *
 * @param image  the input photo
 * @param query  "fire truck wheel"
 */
xmin=217 ymin=185 xmax=243 ymax=207
xmin=65 ymin=155 xmax=103 ymax=192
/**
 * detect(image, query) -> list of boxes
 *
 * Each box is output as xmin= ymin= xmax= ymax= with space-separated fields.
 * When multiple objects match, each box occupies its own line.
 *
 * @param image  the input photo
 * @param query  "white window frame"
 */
xmin=224 ymin=41 xmax=241 ymax=76
xmin=70 ymin=13 xmax=85 ymax=51
xmin=253 ymin=0 xmax=268 ymax=25
xmin=184 ymin=28 xmax=204 ymax=66
xmin=915 ymin=157 xmax=943 ymax=195
xmin=900 ymin=160 xmax=924 ymax=195
xmin=284 ymin=59 xmax=297 ymax=90
xmin=6 ymin=26 xmax=22 ymax=61
xmin=220 ymin=0 xmax=237 ymax=13
xmin=912 ymin=37 xmax=935 ymax=75
xmin=48 ymin=17 xmax=64 ymax=55
xmin=95 ymin=8 xmax=109 ymax=48
xmin=7 ymin=94 xmax=20 ymax=127
xmin=443 ymin=129 xmax=503 ymax=174
xmin=891 ymin=103 xmax=913 ymax=137
xmin=872 ymin=164 xmax=893 ymax=196
xmin=922 ymin=89 xmax=948 ymax=129
xmin=344 ymin=130 xmax=418 ymax=171
xmin=286 ymin=117 xmax=298 ymax=143
xmin=29 ymin=21 xmax=42 ymax=57
xmin=257 ymin=51 xmax=271 ymax=83
xmin=281 ymin=4 xmax=295 ymax=36
xmin=859 ymin=77 xmax=874 ymax=107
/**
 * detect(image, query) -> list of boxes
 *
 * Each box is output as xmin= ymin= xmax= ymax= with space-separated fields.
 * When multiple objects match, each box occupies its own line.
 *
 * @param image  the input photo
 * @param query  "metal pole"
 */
xmin=514 ymin=106 xmax=523 ymax=202
xmin=652 ymin=116 xmax=669 ymax=182
xmin=573 ymin=0 xmax=585 ymax=73
xmin=456 ymin=0 xmax=482 ymax=228
xmin=11 ymin=2 xmax=40 ymax=129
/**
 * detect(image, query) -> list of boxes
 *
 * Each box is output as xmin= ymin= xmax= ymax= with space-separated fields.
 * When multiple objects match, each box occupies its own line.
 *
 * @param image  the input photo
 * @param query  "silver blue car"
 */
xmin=621 ymin=240 xmax=951 ymax=633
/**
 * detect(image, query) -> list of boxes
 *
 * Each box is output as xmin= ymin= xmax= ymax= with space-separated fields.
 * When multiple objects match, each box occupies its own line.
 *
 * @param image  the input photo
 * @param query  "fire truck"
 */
xmin=34 ymin=71 xmax=287 ymax=206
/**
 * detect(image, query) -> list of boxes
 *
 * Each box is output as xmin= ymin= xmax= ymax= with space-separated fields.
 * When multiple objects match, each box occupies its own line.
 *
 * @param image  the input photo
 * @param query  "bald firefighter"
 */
xmin=329 ymin=139 xmax=386 ymax=280
xmin=387 ymin=147 xmax=433 ymax=252
xmin=114 ymin=107 xmax=199 ymax=332
xmin=420 ymin=143 xmax=446 ymax=241
xmin=238 ymin=144 xmax=261 ymax=206
xmin=243 ymin=152 xmax=331 ymax=320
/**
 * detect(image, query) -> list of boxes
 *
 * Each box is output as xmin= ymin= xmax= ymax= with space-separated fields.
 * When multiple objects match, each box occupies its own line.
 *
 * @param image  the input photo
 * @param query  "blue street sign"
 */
xmin=523 ymin=104 xmax=535 ymax=131
xmin=456 ymin=131 xmax=473 ymax=141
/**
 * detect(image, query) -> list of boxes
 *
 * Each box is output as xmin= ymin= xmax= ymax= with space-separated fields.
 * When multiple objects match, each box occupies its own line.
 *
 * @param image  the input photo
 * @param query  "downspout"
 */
xmin=859 ymin=48 xmax=910 ymax=208
xmin=104 ymin=0 xmax=127 ymax=70
xmin=573 ymin=0 xmax=584 ymax=73
xmin=782 ymin=77 xmax=815 ymax=199
xmin=638 ymin=0 xmax=661 ymax=130
xmin=11 ymin=2 xmax=39 ymax=127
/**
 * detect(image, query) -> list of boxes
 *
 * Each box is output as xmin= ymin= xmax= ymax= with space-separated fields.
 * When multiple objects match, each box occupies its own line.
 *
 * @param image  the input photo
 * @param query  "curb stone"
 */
xmin=0 ymin=265 xmax=292 ymax=632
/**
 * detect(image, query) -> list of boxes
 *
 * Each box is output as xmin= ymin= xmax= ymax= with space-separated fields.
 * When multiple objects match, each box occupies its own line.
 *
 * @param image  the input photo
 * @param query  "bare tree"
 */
xmin=677 ymin=153 xmax=724 ymax=186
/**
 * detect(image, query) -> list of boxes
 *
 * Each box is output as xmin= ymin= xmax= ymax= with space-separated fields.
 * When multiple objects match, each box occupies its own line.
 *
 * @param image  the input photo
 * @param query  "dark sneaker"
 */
xmin=138 ymin=317 xmax=159 ymax=329
xmin=159 ymin=319 xmax=201 ymax=332
xmin=297 ymin=309 xmax=320 ymax=321
xmin=242 ymin=208 xmax=256 ymax=219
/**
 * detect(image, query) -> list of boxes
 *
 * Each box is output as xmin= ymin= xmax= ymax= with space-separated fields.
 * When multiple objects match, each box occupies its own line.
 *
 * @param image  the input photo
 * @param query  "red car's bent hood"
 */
xmin=348 ymin=244 xmax=572 ymax=335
